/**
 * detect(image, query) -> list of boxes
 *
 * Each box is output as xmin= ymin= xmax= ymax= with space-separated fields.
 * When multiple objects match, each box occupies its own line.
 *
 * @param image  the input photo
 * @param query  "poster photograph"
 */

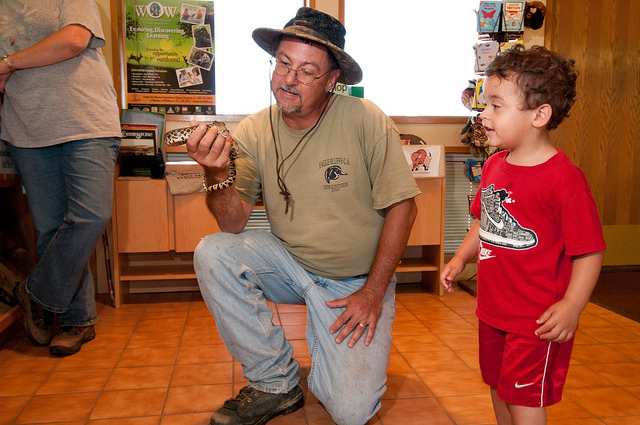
xmin=124 ymin=0 xmax=216 ymax=115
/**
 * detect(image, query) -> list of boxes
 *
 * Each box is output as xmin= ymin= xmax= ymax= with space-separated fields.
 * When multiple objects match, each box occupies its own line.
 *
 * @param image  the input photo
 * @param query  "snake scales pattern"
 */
xmin=163 ymin=121 xmax=239 ymax=191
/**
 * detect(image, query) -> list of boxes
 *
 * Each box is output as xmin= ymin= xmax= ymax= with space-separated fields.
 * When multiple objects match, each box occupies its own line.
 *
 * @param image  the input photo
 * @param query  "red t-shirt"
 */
xmin=471 ymin=149 xmax=606 ymax=336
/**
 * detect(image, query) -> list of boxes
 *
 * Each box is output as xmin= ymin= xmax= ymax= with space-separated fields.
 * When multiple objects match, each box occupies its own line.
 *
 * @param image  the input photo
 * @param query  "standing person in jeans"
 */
xmin=186 ymin=7 xmax=420 ymax=425
xmin=0 ymin=0 xmax=121 ymax=356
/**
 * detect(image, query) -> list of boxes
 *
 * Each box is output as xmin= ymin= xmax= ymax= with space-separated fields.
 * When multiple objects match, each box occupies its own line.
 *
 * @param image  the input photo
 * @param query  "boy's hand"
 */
xmin=535 ymin=299 xmax=582 ymax=343
xmin=439 ymin=257 xmax=466 ymax=294
xmin=440 ymin=220 xmax=480 ymax=294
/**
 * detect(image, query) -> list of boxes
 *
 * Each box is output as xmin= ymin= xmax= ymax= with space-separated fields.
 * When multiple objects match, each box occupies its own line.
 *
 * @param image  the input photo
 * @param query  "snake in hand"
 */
xmin=163 ymin=121 xmax=239 ymax=191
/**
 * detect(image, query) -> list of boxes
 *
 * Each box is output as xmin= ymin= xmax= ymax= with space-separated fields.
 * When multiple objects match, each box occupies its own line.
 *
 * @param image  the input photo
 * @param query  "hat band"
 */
xmin=283 ymin=25 xmax=345 ymax=50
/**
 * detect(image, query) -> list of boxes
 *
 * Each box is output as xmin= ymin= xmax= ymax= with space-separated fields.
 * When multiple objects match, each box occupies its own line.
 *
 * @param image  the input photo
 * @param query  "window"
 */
xmin=344 ymin=0 xmax=480 ymax=116
xmin=445 ymin=153 xmax=481 ymax=256
xmin=214 ymin=0 xmax=302 ymax=115
xmin=215 ymin=1 xmax=480 ymax=117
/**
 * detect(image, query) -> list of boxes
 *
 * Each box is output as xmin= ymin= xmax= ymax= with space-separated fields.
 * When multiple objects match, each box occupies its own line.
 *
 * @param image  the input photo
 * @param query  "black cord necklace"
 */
xmin=269 ymin=91 xmax=334 ymax=215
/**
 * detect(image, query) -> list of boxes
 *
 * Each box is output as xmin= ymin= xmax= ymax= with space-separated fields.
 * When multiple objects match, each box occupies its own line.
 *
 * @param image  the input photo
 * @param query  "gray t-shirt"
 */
xmin=0 ymin=0 xmax=120 ymax=147
xmin=233 ymin=95 xmax=421 ymax=279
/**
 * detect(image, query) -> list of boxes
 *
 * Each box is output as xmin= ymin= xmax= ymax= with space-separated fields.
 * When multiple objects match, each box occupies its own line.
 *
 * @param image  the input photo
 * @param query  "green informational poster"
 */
xmin=124 ymin=0 xmax=216 ymax=115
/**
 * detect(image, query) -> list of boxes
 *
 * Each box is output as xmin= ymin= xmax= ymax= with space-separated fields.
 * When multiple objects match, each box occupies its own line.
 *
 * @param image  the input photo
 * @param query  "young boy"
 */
xmin=440 ymin=45 xmax=606 ymax=425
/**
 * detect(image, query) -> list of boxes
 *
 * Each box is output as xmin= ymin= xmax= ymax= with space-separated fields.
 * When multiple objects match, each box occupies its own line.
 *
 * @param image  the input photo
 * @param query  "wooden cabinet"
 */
xmin=111 ymin=160 xmax=446 ymax=307
xmin=0 ymin=177 xmax=35 ymax=341
xmin=398 ymin=177 xmax=446 ymax=295
xmin=173 ymin=191 xmax=221 ymax=252
xmin=112 ymin=178 xmax=218 ymax=307
xmin=114 ymin=178 xmax=170 ymax=253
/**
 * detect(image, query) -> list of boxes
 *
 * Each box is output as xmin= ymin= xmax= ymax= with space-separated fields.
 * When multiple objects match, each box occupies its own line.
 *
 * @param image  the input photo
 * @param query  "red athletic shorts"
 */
xmin=478 ymin=320 xmax=574 ymax=407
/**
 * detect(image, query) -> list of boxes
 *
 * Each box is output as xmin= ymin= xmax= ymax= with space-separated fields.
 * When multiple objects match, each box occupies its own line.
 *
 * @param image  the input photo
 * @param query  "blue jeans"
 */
xmin=193 ymin=230 xmax=396 ymax=425
xmin=6 ymin=138 xmax=120 ymax=326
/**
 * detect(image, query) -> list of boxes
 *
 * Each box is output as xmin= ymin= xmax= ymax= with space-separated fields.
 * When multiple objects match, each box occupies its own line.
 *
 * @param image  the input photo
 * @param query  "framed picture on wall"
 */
xmin=402 ymin=145 xmax=444 ymax=177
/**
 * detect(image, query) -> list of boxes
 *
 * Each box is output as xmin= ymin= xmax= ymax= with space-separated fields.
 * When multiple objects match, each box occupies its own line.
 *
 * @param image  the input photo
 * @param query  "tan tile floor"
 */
xmin=1 ymin=283 xmax=639 ymax=424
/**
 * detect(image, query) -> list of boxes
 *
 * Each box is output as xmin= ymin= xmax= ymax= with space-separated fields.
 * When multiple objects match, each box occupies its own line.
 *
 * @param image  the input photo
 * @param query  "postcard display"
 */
xmin=461 ymin=1 xmax=546 ymax=154
xmin=123 ymin=0 xmax=216 ymax=116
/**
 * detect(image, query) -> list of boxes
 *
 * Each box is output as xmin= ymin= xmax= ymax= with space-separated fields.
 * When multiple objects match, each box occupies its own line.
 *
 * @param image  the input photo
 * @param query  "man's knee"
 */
xmin=323 ymin=395 xmax=380 ymax=425
xmin=314 ymin=378 xmax=384 ymax=425
xmin=194 ymin=232 xmax=234 ymax=267
xmin=193 ymin=233 xmax=235 ymax=292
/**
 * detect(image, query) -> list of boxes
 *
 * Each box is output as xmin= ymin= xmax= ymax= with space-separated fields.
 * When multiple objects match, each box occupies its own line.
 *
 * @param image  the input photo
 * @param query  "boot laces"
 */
xmin=224 ymin=387 xmax=260 ymax=408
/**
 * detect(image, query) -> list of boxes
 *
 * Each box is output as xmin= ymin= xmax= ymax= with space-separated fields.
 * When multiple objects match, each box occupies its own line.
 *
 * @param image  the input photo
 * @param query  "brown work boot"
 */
xmin=210 ymin=384 xmax=304 ymax=425
xmin=49 ymin=325 xmax=96 ymax=356
xmin=13 ymin=280 xmax=54 ymax=345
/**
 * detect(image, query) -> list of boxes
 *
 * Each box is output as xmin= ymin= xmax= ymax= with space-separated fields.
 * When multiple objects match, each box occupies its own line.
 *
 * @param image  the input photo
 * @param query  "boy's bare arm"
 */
xmin=535 ymin=250 xmax=605 ymax=342
xmin=439 ymin=220 xmax=480 ymax=293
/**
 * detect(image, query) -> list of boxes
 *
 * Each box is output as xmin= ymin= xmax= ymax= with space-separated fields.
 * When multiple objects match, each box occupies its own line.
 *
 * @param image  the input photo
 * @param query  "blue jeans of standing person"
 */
xmin=6 ymin=137 xmax=120 ymax=327
xmin=194 ymin=230 xmax=396 ymax=425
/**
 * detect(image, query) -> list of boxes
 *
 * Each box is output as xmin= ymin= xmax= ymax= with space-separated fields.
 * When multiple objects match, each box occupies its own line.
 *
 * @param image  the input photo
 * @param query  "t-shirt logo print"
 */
xmin=324 ymin=165 xmax=347 ymax=183
xmin=479 ymin=184 xmax=537 ymax=249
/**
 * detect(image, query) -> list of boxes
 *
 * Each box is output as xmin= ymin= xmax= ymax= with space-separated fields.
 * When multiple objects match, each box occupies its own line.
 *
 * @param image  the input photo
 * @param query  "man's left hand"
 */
xmin=326 ymin=285 xmax=385 ymax=347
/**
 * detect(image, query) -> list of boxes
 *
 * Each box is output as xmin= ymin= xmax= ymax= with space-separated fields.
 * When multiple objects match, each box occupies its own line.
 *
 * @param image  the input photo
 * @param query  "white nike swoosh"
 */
xmin=515 ymin=382 xmax=535 ymax=389
xmin=478 ymin=253 xmax=495 ymax=261
xmin=483 ymin=204 xmax=505 ymax=229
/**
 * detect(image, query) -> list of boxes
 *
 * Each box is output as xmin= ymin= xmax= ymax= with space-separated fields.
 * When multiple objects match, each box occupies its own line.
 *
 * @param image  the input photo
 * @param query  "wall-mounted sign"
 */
xmin=123 ymin=0 xmax=216 ymax=115
xmin=402 ymin=145 xmax=444 ymax=178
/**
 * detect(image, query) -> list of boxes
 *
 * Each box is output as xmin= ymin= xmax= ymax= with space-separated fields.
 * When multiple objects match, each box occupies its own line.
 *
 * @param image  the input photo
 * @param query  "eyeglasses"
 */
xmin=270 ymin=59 xmax=334 ymax=85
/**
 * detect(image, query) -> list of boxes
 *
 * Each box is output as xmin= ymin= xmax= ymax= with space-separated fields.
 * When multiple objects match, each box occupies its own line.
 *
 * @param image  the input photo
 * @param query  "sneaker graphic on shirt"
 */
xmin=479 ymin=184 xmax=537 ymax=249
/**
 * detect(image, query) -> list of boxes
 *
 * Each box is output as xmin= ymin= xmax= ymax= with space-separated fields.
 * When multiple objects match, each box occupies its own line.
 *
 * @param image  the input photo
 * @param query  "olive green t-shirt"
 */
xmin=233 ymin=95 xmax=420 ymax=279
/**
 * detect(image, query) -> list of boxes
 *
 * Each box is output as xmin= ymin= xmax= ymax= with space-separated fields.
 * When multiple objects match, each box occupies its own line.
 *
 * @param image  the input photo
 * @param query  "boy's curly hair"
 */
xmin=485 ymin=44 xmax=578 ymax=130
